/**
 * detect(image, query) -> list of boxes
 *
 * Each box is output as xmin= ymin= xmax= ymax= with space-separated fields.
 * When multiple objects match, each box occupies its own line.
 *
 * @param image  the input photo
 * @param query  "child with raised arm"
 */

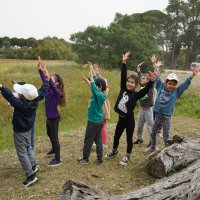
xmin=145 ymin=61 xmax=200 ymax=153
xmin=106 ymin=52 xmax=158 ymax=165
xmin=77 ymin=66 xmax=107 ymax=165
xmin=133 ymin=61 xmax=155 ymax=147
xmin=92 ymin=64 xmax=111 ymax=148
xmin=38 ymin=60 xmax=66 ymax=167
xmin=0 ymin=80 xmax=48 ymax=187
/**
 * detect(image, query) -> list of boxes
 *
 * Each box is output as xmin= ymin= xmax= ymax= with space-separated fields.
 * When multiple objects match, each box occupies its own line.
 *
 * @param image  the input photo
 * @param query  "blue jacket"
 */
xmin=154 ymin=76 xmax=192 ymax=116
xmin=0 ymin=82 xmax=49 ymax=133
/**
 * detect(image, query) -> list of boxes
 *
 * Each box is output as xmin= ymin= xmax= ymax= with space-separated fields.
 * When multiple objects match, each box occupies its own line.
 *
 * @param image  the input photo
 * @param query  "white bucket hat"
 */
xmin=13 ymin=84 xmax=38 ymax=101
xmin=166 ymin=73 xmax=178 ymax=82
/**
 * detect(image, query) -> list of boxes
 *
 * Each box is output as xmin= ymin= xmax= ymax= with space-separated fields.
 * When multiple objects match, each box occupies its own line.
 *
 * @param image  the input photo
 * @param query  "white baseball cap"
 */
xmin=13 ymin=84 xmax=38 ymax=101
xmin=166 ymin=73 xmax=178 ymax=82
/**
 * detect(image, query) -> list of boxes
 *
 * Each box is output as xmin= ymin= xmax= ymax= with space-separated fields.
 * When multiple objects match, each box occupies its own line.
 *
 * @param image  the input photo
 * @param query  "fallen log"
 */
xmin=61 ymin=159 xmax=200 ymax=200
xmin=146 ymin=135 xmax=200 ymax=178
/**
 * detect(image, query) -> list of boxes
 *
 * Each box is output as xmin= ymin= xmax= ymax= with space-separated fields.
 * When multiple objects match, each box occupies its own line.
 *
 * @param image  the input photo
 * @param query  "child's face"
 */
xmin=126 ymin=77 xmax=136 ymax=91
xmin=140 ymin=75 xmax=148 ymax=85
xmin=166 ymin=80 xmax=177 ymax=91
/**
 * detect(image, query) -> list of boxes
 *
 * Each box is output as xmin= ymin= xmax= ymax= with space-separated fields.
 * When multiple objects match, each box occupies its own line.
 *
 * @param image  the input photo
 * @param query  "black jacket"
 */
xmin=114 ymin=63 xmax=154 ymax=117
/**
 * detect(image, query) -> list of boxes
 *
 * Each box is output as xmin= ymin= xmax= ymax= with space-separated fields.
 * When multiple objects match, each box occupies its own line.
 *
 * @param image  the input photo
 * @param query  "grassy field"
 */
xmin=0 ymin=59 xmax=200 ymax=199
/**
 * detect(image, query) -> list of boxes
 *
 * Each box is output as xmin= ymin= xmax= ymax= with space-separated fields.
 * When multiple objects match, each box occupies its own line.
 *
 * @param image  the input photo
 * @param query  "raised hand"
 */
xmin=155 ymin=60 xmax=163 ymax=68
xmin=94 ymin=64 xmax=100 ymax=76
xmin=136 ymin=61 xmax=145 ymax=72
xmin=150 ymin=54 xmax=157 ymax=65
xmin=122 ymin=51 xmax=131 ymax=64
xmin=88 ymin=62 xmax=94 ymax=72
xmin=149 ymin=71 xmax=159 ymax=81
xmin=192 ymin=64 xmax=200 ymax=77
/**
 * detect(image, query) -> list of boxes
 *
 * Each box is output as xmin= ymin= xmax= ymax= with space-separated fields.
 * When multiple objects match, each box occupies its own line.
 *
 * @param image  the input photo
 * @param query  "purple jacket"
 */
xmin=39 ymin=69 xmax=63 ymax=119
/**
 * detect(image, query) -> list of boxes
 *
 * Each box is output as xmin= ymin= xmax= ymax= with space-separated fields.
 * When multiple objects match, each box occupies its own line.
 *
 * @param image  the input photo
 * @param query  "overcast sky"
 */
xmin=0 ymin=0 xmax=169 ymax=42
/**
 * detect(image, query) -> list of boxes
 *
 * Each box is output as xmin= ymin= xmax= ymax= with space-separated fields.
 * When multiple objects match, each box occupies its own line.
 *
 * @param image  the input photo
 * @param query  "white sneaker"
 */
xmin=119 ymin=156 xmax=129 ymax=166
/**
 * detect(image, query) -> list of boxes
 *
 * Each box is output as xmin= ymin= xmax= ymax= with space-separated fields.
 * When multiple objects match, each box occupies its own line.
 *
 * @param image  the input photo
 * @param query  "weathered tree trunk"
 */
xmin=61 ymin=159 xmax=200 ymax=200
xmin=147 ymin=135 xmax=200 ymax=178
xmin=61 ymin=136 xmax=200 ymax=200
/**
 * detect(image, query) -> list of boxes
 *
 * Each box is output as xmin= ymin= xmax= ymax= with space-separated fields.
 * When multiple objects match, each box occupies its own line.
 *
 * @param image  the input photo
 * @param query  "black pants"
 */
xmin=113 ymin=115 xmax=135 ymax=154
xmin=83 ymin=121 xmax=103 ymax=160
xmin=46 ymin=117 xmax=60 ymax=161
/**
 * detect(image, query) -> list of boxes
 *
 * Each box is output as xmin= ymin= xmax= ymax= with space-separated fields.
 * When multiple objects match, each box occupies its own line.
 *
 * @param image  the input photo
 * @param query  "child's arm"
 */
xmin=136 ymin=61 xmax=145 ymax=81
xmin=176 ymin=65 xmax=199 ymax=98
xmin=49 ymin=77 xmax=63 ymax=97
xmin=0 ymin=84 xmax=24 ymax=109
xmin=37 ymin=81 xmax=49 ymax=101
xmin=136 ymin=71 xmax=158 ymax=99
xmin=38 ymin=57 xmax=50 ymax=82
xmin=82 ymin=74 xmax=91 ymax=86
xmin=121 ymin=51 xmax=130 ymax=90
xmin=104 ymin=100 xmax=110 ymax=120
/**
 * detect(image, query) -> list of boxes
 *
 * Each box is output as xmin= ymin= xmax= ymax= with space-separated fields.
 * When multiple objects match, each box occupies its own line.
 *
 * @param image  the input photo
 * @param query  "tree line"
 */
xmin=0 ymin=36 xmax=72 ymax=60
xmin=70 ymin=0 xmax=200 ymax=70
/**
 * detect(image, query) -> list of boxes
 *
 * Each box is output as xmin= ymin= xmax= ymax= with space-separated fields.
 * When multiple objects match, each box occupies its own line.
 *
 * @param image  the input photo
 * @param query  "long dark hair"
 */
xmin=55 ymin=74 xmax=66 ymax=106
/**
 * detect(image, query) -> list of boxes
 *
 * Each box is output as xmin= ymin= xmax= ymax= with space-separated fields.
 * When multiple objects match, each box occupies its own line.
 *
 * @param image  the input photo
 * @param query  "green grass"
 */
xmin=0 ymin=60 xmax=199 ymax=150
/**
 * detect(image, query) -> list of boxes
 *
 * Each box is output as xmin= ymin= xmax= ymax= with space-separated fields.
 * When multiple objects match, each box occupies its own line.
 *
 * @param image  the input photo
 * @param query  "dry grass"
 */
xmin=0 ymin=117 xmax=200 ymax=200
xmin=0 ymin=59 xmax=200 ymax=199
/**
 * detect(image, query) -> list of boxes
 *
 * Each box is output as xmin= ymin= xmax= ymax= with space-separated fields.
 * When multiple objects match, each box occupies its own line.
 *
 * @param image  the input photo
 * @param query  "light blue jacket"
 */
xmin=154 ymin=76 xmax=192 ymax=116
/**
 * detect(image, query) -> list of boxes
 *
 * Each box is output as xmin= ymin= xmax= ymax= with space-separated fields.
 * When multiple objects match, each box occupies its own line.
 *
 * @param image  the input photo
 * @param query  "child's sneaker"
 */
xmin=32 ymin=164 xmax=39 ymax=174
xmin=22 ymin=174 xmax=38 ymax=187
xmin=97 ymin=159 xmax=103 ymax=165
xmin=119 ymin=156 xmax=129 ymax=166
xmin=77 ymin=158 xmax=89 ymax=165
xmin=47 ymin=159 xmax=62 ymax=167
xmin=106 ymin=150 xmax=118 ymax=158
xmin=133 ymin=139 xmax=143 ymax=144
xmin=46 ymin=149 xmax=55 ymax=157
xmin=144 ymin=146 xmax=158 ymax=153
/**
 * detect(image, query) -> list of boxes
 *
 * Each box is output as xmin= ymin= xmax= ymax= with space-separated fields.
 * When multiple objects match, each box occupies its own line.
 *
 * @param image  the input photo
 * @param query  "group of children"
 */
xmin=0 ymin=53 xmax=199 ymax=187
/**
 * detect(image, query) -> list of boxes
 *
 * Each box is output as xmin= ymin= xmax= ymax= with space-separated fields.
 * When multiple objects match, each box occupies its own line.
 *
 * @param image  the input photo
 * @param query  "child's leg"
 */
xmin=14 ymin=131 xmax=33 ymax=177
xmin=48 ymin=118 xmax=60 ymax=161
xmin=30 ymin=125 xmax=35 ymax=150
xmin=46 ymin=118 xmax=54 ymax=151
xmin=94 ymin=123 xmax=104 ymax=161
xmin=113 ymin=116 xmax=126 ymax=150
xmin=151 ymin=113 xmax=163 ymax=149
xmin=125 ymin=116 xmax=135 ymax=155
xmin=101 ymin=119 xmax=107 ymax=145
xmin=162 ymin=116 xmax=172 ymax=145
xmin=137 ymin=110 xmax=145 ymax=140
xmin=144 ymin=108 xmax=154 ymax=140
xmin=83 ymin=121 xmax=102 ymax=159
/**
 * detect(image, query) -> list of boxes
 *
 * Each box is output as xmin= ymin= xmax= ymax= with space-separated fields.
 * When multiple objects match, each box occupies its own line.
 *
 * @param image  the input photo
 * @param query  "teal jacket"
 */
xmin=87 ymin=82 xmax=106 ymax=123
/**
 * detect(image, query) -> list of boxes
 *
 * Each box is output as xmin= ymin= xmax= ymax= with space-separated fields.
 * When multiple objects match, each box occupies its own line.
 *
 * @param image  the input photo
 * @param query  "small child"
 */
xmin=134 ymin=61 xmax=154 ymax=148
xmin=38 ymin=59 xmax=66 ymax=167
xmin=77 ymin=66 xmax=107 ymax=165
xmin=145 ymin=62 xmax=200 ymax=153
xmin=92 ymin=64 xmax=110 ymax=148
xmin=0 ymin=81 xmax=48 ymax=187
xmin=106 ymin=52 xmax=158 ymax=165
xmin=102 ymin=92 xmax=110 ymax=148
